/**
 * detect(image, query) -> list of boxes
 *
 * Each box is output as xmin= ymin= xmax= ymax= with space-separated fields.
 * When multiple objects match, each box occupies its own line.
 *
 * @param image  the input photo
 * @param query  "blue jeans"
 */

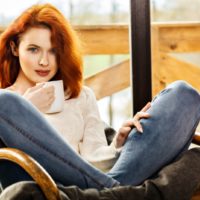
xmin=0 ymin=81 xmax=199 ymax=190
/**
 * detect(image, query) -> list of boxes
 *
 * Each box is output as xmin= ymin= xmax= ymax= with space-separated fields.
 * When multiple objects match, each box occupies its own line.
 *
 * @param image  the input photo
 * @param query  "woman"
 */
xmin=0 ymin=3 xmax=200 ymax=190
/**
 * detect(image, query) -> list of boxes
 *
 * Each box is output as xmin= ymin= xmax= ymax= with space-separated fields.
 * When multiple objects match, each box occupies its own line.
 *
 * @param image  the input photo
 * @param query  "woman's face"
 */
xmin=14 ymin=27 xmax=58 ymax=85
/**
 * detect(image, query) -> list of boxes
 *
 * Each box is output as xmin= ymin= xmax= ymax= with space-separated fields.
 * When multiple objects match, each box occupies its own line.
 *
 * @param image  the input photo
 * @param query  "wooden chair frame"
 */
xmin=0 ymin=148 xmax=61 ymax=200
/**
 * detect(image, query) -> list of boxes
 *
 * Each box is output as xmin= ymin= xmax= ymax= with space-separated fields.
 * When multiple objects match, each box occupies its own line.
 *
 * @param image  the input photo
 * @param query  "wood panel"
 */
xmin=155 ymin=53 xmax=200 ymax=94
xmin=0 ymin=25 xmax=129 ymax=55
xmin=84 ymin=59 xmax=130 ymax=99
xmin=85 ymin=53 xmax=200 ymax=100
xmin=75 ymin=25 xmax=129 ymax=55
xmin=156 ymin=23 xmax=200 ymax=53
xmin=152 ymin=26 xmax=164 ymax=97
xmin=2 ymin=23 xmax=200 ymax=54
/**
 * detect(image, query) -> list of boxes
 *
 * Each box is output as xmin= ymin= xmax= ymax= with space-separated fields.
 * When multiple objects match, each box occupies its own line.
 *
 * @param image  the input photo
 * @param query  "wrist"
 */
xmin=110 ymin=141 xmax=123 ymax=154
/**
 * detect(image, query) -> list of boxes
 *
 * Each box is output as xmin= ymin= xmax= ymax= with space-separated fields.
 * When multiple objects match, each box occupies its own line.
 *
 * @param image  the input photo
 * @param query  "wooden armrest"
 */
xmin=192 ymin=134 xmax=200 ymax=145
xmin=0 ymin=148 xmax=61 ymax=200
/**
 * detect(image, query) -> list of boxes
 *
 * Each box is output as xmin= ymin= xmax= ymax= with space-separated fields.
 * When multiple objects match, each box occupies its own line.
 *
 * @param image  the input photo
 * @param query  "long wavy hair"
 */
xmin=0 ymin=4 xmax=83 ymax=98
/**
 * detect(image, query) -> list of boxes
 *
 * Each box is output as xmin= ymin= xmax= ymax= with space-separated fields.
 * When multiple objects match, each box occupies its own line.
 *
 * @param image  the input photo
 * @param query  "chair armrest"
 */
xmin=193 ymin=134 xmax=200 ymax=145
xmin=0 ymin=148 xmax=61 ymax=200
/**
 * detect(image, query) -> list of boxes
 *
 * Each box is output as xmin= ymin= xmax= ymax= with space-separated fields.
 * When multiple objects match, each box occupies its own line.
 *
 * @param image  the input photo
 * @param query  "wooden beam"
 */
xmin=2 ymin=23 xmax=200 ymax=54
xmin=0 ymin=25 xmax=129 ymax=55
xmin=154 ymin=53 xmax=200 ymax=94
xmin=157 ymin=23 xmax=200 ymax=53
xmin=84 ymin=59 xmax=130 ymax=99
xmin=84 ymin=51 xmax=200 ymax=100
xmin=152 ymin=26 xmax=164 ymax=97
xmin=75 ymin=25 xmax=129 ymax=55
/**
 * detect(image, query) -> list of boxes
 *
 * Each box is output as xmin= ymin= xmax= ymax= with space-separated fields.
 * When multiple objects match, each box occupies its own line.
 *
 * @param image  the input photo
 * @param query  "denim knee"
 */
xmin=0 ymin=90 xmax=27 ymax=114
xmin=168 ymin=80 xmax=199 ymax=98
xmin=0 ymin=90 xmax=19 ymax=103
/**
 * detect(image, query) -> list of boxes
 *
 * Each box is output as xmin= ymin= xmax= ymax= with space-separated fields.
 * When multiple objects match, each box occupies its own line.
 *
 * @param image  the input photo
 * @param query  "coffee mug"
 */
xmin=44 ymin=80 xmax=65 ymax=114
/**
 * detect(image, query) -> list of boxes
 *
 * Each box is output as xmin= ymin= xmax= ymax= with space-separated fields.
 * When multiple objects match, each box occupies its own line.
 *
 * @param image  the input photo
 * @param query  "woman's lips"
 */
xmin=35 ymin=70 xmax=50 ymax=77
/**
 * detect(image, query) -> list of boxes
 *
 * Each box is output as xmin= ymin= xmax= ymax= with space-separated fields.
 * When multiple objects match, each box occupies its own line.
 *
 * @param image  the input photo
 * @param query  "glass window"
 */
xmin=152 ymin=0 xmax=200 ymax=22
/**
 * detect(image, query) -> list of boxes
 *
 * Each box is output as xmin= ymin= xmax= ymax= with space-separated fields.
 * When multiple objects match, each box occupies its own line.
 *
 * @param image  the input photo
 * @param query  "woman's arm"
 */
xmin=79 ymin=87 xmax=120 ymax=171
xmin=79 ymin=87 xmax=151 ymax=171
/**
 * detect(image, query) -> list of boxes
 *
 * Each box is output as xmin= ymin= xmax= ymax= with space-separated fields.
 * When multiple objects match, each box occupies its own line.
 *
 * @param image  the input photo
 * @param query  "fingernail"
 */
xmin=139 ymin=127 xmax=143 ymax=133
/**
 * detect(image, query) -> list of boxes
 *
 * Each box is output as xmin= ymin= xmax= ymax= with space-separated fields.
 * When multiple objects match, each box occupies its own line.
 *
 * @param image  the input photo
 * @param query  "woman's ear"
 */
xmin=10 ymin=41 xmax=19 ymax=56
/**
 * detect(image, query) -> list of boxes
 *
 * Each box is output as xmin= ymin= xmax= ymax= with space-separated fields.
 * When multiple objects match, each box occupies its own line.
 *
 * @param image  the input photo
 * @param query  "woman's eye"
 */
xmin=28 ymin=47 xmax=38 ymax=53
xmin=50 ymin=48 xmax=56 ymax=54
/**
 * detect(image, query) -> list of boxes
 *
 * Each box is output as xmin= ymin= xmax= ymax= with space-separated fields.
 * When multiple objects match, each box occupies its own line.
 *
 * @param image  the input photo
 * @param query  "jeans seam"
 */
xmin=0 ymin=115 xmax=106 ymax=189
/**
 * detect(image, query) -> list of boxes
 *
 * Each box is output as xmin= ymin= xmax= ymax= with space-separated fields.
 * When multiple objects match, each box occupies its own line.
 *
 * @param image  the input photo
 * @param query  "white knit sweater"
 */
xmin=43 ymin=86 xmax=119 ymax=171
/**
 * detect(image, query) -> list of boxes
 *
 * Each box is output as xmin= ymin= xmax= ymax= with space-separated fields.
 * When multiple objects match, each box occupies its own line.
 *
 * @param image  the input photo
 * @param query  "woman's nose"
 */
xmin=39 ymin=54 xmax=49 ymax=66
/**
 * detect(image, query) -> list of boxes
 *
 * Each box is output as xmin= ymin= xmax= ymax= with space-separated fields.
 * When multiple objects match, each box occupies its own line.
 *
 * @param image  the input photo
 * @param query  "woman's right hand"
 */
xmin=112 ymin=102 xmax=151 ymax=149
xmin=23 ymin=83 xmax=55 ymax=113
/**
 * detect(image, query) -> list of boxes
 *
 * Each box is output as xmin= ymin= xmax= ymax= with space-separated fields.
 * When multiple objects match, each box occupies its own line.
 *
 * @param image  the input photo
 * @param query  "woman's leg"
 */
xmin=0 ymin=90 xmax=119 ymax=189
xmin=107 ymin=81 xmax=200 ymax=185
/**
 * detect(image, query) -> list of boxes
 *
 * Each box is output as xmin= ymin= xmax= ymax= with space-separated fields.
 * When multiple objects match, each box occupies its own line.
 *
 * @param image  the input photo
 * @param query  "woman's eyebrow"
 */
xmin=27 ymin=44 xmax=54 ymax=50
xmin=27 ymin=44 xmax=40 ymax=47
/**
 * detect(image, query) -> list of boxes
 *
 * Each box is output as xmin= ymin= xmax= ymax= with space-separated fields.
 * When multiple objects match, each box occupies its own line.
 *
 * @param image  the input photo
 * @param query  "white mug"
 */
xmin=44 ymin=80 xmax=65 ymax=114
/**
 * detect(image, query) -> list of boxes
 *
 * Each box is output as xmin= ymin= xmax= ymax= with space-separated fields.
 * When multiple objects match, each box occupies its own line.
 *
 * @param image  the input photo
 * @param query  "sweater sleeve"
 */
xmin=79 ymin=87 xmax=120 ymax=171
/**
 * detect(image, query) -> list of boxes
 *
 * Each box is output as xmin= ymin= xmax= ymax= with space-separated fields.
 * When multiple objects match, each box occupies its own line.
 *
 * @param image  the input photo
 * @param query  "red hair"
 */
xmin=0 ymin=4 xmax=83 ymax=98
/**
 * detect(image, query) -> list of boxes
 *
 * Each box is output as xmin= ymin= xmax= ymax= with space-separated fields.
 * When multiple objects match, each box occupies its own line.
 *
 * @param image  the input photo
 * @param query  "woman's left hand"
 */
xmin=112 ymin=102 xmax=151 ymax=149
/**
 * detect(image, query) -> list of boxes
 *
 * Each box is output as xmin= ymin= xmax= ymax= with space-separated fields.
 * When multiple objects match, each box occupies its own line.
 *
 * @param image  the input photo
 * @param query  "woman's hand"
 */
xmin=112 ymin=102 xmax=151 ymax=149
xmin=23 ymin=83 xmax=55 ymax=113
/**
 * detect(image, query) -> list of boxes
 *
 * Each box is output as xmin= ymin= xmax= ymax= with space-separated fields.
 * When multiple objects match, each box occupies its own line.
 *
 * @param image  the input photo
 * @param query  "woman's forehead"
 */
xmin=19 ymin=27 xmax=53 ymax=48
